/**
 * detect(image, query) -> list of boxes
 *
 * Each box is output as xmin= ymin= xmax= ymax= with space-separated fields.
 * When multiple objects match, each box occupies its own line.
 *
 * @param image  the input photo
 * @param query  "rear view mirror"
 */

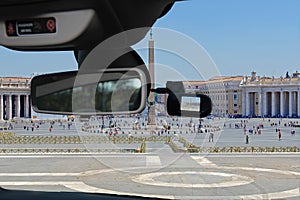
xmin=167 ymin=93 xmax=212 ymax=118
xmin=31 ymin=68 xmax=149 ymax=115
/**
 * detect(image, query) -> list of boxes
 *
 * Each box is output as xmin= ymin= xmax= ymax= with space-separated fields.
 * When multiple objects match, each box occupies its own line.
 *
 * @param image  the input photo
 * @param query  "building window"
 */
xmin=234 ymin=104 xmax=238 ymax=107
xmin=233 ymin=94 xmax=238 ymax=101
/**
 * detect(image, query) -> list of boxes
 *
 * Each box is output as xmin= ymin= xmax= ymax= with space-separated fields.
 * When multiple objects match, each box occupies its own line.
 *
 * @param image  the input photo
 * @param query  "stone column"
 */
xmin=289 ymin=92 xmax=293 ymax=117
xmin=263 ymin=92 xmax=267 ymax=117
xmin=258 ymin=92 xmax=262 ymax=116
xmin=28 ymin=95 xmax=31 ymax=118
xmin=271 ymin=92 xmax=276 ymax=117
xmin=298 ymin=91 xmax=300 ymax=117
xmin=16 ymin=94 xmax=21 ymax=118
xmin=242 ymin=89 xmax=246 ymax=116
xmin=280 ymin=91 xmax=284 ymax=117
xmin=8 ymin=95 xmax=12 ymax=120
xmin=25 ymin=95 xmax=29 ymax=118
xmin=245 ymin=91 xmax=250 ymax=116
xmin=0 ymin=94 xmax=3 ymax=121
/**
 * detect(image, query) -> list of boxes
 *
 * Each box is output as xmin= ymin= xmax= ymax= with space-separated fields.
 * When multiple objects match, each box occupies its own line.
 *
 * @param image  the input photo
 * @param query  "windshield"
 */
xmin=0 ymin=1 xmax=299 ymax=199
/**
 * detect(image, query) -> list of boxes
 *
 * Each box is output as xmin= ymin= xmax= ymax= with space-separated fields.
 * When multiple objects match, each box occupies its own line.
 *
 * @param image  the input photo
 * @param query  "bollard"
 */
xmin=183 ymin=147 xmax=188 ymax=153
xmin=135 ymin=147 xmax=141 ymax=153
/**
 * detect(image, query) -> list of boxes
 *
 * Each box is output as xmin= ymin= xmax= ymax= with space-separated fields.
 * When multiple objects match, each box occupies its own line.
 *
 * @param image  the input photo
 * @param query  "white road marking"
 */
xmin=132 ymin=171 xmax=254 ymax=188
xmin=0 ymin=152 xmax=298 ymax=158
xmin=199 ymin=153 xmax=300 ymax=158
xmin=190 ymin=156 xmax=300 ymax=176
xmin=0 ymin=181 xmax=80 ymax=186
xmin=175 ymin=188 xmax=300 ymax=199
xmin=0 ymin=173 xmax=81 ymax=177
xmin=0 ymin=154 xmax=154 ymax=158
xmin=221 ymin=166 xmax=300 ymax=176
xmin=63 ymin=181 xmax=174 ymax=199
xmin=0 ymin=181 xmax=174 ymax=199
xmin=0 ymin=169 xmax=114 ymax=177
xmin=190 ymin=156 xmax=218 ymax=167
xmin=146 ymin=156 xmax=161 ymax=167
xmin=239 ymin=188 xmax=300 ymax=199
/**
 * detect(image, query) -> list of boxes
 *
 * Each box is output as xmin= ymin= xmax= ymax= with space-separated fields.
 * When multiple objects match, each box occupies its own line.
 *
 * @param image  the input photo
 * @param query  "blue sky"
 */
xmin=153 ymin=0 xmax=300 ymax=77
xmin=0 ymin=0 xmax=299 ymax=79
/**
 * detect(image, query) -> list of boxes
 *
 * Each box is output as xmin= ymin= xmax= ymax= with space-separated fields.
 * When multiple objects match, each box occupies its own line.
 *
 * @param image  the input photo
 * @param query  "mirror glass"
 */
xmin=180 ymin=96 xmax=201 ymax=112
xmin=32 ymin=69 xmax=147 ymax=115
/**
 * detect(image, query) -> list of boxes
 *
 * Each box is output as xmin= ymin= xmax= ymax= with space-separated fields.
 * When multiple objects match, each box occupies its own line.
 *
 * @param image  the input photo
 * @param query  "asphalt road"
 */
xmin=0 ymin=153 xmax=299 ymax=199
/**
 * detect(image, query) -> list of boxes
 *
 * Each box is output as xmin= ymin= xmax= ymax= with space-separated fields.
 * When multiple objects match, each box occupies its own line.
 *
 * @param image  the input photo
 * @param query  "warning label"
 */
xmin=6 ymin=17 xmax=56 ymax=36
xmin=5 ymin=21 xmax=17 ymax=36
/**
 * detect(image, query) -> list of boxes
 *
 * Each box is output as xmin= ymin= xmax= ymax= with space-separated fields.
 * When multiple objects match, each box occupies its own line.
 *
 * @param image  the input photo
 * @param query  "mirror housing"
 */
xmin=151 ymin=81 xmax=212 ymax=118
xmin=31 ymin=67 xmax=150 ymax=115
xmin=167 ymin=92 xmax=212 ymax=118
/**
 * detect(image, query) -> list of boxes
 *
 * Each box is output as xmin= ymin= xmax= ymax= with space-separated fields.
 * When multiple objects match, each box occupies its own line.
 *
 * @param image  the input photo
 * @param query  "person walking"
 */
xmin=278 ymin=131 xmax=282 ymax=141
xmin=291 ymin=129 xmax=295 ymax=136
xmin=209 ymin=132 xmax=214 ymax=142
xmin=246 ymin=135 xmax=249 ymax=144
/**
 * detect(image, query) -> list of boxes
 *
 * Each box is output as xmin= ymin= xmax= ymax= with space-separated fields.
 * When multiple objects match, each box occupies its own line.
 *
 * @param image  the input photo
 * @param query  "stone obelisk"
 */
xmin=147 ymin=30 xmax=156 ymax=125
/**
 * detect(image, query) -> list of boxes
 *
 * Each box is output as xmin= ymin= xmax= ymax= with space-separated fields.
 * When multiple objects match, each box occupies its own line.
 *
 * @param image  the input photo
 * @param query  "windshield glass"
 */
xmin=0 ymin=1 xmax=299 ymax=199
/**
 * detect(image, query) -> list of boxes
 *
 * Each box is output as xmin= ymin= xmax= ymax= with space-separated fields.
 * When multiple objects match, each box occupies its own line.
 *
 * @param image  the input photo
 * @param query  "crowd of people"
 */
xmin=1 ymin=119 xmax=73 ymax=133
xmin=1 ymin=116 xmax=298 ymax=146
xmin=224 ymin=118 xmax=299 ymax=144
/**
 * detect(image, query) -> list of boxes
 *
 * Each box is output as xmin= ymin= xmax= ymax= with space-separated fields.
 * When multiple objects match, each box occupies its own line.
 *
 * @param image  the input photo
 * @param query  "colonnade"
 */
xmin=242 ymin=89 xmax=300 ymax=117
xmin=0 ymin=94 xmax=31 ymax=120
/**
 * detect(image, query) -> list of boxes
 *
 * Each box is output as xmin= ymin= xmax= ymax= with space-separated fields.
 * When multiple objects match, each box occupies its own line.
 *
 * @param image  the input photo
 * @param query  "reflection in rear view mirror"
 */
xmin=166 ymin=92 xmax=212 ymax=118
xmin=31 ymin=68 xmax=149 ymax=115
xmin=180 ymin=96 xmax=201 ymax=112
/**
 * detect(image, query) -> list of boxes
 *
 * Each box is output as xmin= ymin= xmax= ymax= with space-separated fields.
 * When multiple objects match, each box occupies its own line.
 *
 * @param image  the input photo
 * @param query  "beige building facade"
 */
xmin=184 ymin=76 xmax=243 ymax=117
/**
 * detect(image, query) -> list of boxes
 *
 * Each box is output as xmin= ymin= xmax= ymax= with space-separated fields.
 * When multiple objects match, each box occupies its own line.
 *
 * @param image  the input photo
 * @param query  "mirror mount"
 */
xmin=75 ymin=47 xmax=146 ymax=69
